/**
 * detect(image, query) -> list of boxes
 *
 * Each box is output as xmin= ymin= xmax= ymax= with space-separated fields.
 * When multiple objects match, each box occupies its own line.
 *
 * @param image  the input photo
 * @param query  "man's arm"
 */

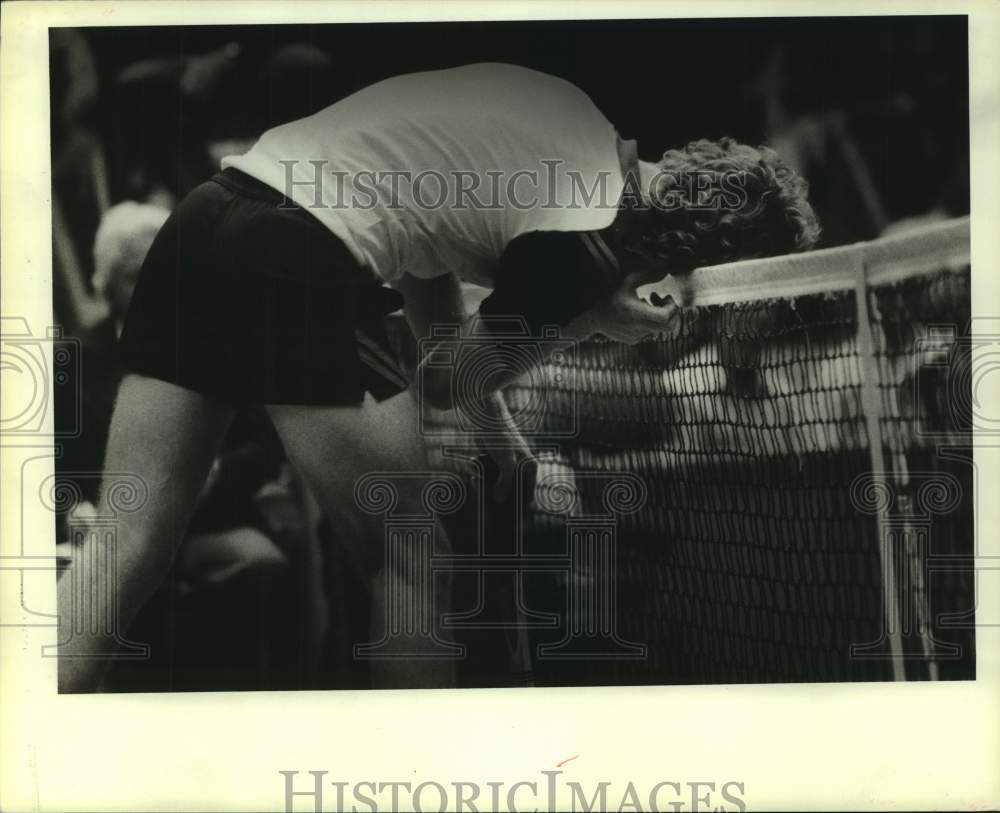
xmin=392 ymin=270 xmax=533 ymax=499
xmin=392 ymin=270 xmax=468 ymax=345
xmin=569 ymin=271 xmax=687 ymax=346
xmin=413 ymin=232 xmax=680 ymax=404
xmin=57 ymin=374 xmax=233 ymax=692
xmin=393 ymin=270 xmax=471 ymax=407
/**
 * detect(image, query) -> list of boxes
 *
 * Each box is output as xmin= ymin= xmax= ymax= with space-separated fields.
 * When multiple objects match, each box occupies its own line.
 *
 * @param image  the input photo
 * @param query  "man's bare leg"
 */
xmin=266 ymin=390 xmax=457 ymax=688
xmin=57 ymin=376 xmax=235 ymax=693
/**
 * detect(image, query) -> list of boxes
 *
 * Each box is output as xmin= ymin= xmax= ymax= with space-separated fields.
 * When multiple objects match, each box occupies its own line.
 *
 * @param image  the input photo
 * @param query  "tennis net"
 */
xmin=387 ymin=216 xmax=974 ymax=686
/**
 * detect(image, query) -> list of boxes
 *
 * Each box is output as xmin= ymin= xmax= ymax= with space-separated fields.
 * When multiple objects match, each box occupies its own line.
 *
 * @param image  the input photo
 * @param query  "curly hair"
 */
xmin=622 ymin=137 xmax=820 ymax=273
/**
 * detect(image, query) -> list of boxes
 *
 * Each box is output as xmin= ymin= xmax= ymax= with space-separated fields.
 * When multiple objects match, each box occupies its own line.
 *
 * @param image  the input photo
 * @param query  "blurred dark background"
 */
xmin=53 ymin=17 xmax=970 ymax=256
xmin=49 ymin=17 xmax=970 ymax=692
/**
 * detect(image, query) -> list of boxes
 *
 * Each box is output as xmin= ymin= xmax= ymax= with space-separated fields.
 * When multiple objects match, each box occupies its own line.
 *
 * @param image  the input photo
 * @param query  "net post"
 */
xmin=853 ymin=248 xmax=907 ymax=681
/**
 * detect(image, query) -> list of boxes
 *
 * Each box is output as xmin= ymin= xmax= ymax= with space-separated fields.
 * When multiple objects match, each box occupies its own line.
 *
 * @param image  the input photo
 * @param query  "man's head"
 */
xmin=619 ymin=137 xmax=820 ymax=277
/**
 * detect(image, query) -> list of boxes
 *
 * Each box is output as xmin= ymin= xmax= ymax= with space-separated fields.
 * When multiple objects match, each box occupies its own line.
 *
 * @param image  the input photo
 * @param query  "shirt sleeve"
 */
xmin=477 ymin=229 xmax=622 ymax=337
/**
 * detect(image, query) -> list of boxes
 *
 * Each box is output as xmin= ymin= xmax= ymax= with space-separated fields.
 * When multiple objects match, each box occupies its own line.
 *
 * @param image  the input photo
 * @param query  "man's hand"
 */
xmin=585 ymin=271 xmax=684 ymax=345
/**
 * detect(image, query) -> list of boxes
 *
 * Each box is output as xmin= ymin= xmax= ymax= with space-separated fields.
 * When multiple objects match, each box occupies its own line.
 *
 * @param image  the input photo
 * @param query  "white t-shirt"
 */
xmin=223 ymin=63 xmax=626 ymax=286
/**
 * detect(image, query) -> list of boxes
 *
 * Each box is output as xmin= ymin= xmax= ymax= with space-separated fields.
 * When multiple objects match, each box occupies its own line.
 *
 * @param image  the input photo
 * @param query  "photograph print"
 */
xmin=46 ymin=14 xmax=974 ymax=694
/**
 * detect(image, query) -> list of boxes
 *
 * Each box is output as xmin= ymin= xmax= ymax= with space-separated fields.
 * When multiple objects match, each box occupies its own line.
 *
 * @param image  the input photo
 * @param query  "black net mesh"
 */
xmin=384 ymin=228 xmax=974 ymax=686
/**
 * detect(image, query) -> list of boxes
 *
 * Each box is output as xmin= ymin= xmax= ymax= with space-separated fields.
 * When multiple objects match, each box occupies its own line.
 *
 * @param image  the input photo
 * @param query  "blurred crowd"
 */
xmin=49 ymin=23 xmax=970 ymax=691
xmin=51 ymin=29 xmax=363 ymax=691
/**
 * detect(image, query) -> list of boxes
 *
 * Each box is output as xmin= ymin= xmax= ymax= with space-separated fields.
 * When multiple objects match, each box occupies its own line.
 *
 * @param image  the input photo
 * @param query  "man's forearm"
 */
xmin=394 ymin=272 xmax=472 ymax=409
xmin=412 ymin=297 xmax=606 ymax=411
xmin=393 ymin=271 xmax=467 ymax=342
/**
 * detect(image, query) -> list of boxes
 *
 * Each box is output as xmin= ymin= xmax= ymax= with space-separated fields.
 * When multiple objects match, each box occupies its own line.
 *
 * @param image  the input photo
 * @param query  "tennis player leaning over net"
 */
xmin=58 ymin=62 xmax=819 ymax=692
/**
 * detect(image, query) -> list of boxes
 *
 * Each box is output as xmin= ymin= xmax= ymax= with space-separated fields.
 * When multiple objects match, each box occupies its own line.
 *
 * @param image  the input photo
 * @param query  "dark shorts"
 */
xmin=119 ymin=168 xmax=408 ymax=406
